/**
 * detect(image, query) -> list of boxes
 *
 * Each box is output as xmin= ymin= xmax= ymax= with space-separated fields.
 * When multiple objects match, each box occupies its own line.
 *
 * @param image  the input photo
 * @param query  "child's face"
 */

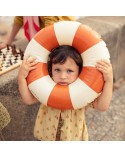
xmin=52 ymin=57 xmax=79 ymax=85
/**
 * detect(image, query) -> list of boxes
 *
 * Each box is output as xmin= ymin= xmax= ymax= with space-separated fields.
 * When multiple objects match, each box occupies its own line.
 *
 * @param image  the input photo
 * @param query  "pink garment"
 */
xmin=23 ymin=16 xmax=40 ymax=41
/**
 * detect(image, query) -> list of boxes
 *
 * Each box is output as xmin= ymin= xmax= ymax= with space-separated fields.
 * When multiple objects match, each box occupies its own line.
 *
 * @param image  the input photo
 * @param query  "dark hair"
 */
xmin=47 ymin=45 xmax=83 ymax=77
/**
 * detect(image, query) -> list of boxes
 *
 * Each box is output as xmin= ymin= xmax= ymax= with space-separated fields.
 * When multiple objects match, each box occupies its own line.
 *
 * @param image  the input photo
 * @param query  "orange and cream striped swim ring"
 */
xmin=24 ymin=21 xmax=110 ymax=110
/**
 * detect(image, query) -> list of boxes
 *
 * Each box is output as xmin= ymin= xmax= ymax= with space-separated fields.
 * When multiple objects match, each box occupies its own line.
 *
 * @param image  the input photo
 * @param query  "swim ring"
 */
xmin=24 ymin=21 xmax=110 ymax=110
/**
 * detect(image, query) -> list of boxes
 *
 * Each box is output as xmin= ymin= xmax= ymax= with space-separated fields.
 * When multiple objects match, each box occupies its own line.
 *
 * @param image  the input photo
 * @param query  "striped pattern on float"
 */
xmin=24 ymin=21 xmax=110 ymax=110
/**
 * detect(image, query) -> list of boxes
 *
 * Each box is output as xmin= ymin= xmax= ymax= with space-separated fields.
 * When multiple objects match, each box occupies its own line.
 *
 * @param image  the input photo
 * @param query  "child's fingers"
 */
xmin=24 ymin=57 xmax=38 ymax=67
xmin=96 ymin=59 xmax=110 ymax=65
xmin=96 ymin=60 xmax=111 ymax=69
xmin=23 ymin=56 xmax=37 ymax=65
xmin=27 ymin=60 xmax=38 ymax=69
xmin=96 ymin=65 xmax=105 ymax=72
xmin=27 ymin=56 xmax=37 ymax=63
xmin=29 ymin=66 xmax=36 ymax=71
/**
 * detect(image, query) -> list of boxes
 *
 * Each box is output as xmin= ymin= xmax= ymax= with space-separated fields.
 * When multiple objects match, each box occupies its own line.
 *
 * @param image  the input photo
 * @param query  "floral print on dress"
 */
xmin=34 ymin=104 xmax=89 ymax=141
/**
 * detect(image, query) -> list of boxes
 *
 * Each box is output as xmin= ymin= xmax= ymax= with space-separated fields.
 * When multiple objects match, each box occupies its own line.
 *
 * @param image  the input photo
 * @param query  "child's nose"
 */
xmin=60 ymin=72 xmax=67 ymax=79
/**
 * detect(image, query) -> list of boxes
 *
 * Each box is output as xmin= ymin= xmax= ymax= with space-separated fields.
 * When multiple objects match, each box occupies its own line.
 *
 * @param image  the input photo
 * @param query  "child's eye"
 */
xmin=55 ymin=68 xmax=60 ymax=72
xmin=67 ymin=69 xmax=73 ymax=73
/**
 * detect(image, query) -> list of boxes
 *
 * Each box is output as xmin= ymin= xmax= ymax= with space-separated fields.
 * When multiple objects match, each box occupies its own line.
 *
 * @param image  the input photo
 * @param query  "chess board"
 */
xmin=0 ymin=45 xmax=24 ymax=76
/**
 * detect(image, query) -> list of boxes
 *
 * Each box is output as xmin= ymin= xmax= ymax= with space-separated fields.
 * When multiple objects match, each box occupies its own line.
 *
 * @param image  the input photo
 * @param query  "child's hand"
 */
xmin=96 ymin=59 xmax=113 ymax=83
xmin=18 ymin=56 xmax=38 ymax=79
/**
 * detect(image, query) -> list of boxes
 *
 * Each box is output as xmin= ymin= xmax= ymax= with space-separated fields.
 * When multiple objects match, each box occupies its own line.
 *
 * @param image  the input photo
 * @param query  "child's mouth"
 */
xmin=58 ymin=82 xmax=68 ymax=86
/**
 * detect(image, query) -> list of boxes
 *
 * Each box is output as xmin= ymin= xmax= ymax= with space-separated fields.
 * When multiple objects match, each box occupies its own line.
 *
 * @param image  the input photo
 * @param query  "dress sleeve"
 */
xmin=40 ymin=16 xmax=60 ymax=27
xmin=40 ymin=16 xmax=75 ymax=27
xmin=13 ymin=16 xmax=23 ymax=26
xmin=58 ymin=16 xmax=75 ymax=21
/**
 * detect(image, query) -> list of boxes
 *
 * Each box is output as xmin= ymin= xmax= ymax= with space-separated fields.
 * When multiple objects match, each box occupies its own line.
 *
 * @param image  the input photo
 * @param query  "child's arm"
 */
xmin=18 ymin=57 xmax=38 ymax=105
xmin=93 ymin=60 xmax=113 ymax=112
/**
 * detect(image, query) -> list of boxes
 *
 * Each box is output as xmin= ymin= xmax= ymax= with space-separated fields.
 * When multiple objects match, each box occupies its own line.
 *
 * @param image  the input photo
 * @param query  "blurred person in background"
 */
xmin=0 ymin=16 xmax=75 ymax=49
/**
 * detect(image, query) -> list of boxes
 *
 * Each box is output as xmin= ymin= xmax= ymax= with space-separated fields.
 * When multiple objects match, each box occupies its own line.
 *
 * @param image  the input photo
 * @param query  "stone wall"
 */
xmin=78 ymin=16 xmax=125 ymax=81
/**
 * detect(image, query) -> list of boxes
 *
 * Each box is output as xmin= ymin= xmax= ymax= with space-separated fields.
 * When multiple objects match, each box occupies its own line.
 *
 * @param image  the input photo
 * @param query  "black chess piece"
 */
xmin=0 ymin=60 xmax=2 ymax=71
xmin=3 ymin=54 xmax=6 ymax=61
xmin=7 ymin=44 xmax=10 ymax=51
xmin=9 ymin=59 xmax=13 ymax=65
xmin=14 ymin=55 xmax=18 ymax=61
xmin=11 ymin=44 xmax=17 ymax=55
xmin=19 ymin=49 xmax=24 ymax=60
xmin=0 ymin=49 xmax=2 ymax=54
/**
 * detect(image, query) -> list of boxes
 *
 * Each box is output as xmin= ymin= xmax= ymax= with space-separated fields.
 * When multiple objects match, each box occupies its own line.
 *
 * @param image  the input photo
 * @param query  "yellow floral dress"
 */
xmin=34 ymin=104 xmax=89 ymax=141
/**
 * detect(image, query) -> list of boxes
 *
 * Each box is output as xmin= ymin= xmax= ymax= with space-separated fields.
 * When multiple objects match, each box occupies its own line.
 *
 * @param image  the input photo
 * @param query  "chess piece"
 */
xmin=9 ymin=59 xmax=13 ymax=65
xmin=7 ymin=44 xmax=10 ymax=51
xmin=19 ymin=49 xmax=24 ymax=60
xmin=0 ymin=59 xmax=2 ymax=71
xmin=3 ymin=54 xmax=6 ymax=61
xmin=11 ymin=45 xmax=17 ymax=55
xmin=0 ymin=49 xmax=2 ymax=54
